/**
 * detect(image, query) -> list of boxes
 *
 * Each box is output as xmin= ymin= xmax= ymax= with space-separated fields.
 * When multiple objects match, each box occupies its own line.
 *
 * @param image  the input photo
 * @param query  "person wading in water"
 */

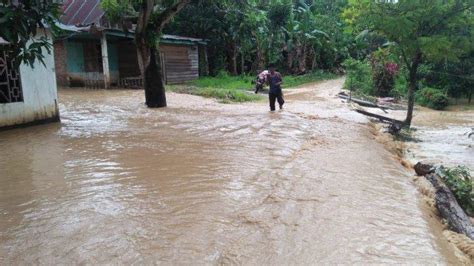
xmin=267 ymin=64 xmax=285 ymax=111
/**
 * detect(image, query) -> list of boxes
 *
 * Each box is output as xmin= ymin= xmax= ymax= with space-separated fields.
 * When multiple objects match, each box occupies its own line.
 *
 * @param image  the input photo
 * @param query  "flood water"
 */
xmin=407 ymin=106 xmax=474 ymax=171
xmin=0 ymin=79 xmax=462 ymax=264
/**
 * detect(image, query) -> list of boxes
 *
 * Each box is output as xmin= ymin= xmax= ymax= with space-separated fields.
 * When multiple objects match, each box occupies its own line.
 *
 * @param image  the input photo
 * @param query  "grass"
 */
xmin=283 ymin=70 xmax=339 ymax=88
xmin=167 ymin=85 xmax=261 ymax=103
xmin=167 ymin=70 xmax=339 ymax=103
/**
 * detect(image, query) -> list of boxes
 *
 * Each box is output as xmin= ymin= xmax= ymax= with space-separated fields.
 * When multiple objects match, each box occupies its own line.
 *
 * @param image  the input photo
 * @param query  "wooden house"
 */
xmin=54 ymin=0 xmax=208 ymax=89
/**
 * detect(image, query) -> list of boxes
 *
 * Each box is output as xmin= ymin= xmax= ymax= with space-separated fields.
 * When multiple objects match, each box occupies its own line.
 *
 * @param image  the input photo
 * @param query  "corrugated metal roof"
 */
xmin=60 ymin=0 xmax=105 ymax=26
xmin=58 ymin=2 xmax=206 ymax=45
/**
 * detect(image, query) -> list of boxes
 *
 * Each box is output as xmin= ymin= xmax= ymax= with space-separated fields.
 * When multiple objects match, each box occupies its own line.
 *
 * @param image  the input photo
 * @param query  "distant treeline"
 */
xmin=166 ymin=0 xmax=355 ymax=76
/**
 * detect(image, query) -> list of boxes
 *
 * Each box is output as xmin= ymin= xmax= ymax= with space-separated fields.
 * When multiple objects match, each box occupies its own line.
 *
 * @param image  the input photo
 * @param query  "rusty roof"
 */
xmin=60 ymin=0 xmax=105 ymax=26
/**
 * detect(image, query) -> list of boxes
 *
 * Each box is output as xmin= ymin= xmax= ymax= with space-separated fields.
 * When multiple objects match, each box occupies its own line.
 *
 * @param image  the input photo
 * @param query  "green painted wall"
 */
xmin=65 ymin=40 xmax=85 ymax=73
xmin=107 ymin=42 xmax=119 ymax=71
xmin=66 ymin=40 xmax=119 ymax=73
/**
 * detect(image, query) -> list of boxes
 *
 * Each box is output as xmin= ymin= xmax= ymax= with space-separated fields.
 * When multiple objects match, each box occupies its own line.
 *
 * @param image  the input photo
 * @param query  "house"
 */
xmin=0 ymin=32 xmax=60 ymax=129
xmin=54 ymin=0 xmax=208 ymax=89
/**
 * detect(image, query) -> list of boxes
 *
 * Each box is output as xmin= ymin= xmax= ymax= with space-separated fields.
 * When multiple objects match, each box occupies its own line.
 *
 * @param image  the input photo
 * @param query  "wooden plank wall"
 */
xmin=161 ymin=44 xmax=199 ymax=84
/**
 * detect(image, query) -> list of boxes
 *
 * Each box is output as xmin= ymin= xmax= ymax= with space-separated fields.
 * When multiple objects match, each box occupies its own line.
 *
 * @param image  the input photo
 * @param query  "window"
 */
xmin=0 ymin=49 xmax=23 ymax=103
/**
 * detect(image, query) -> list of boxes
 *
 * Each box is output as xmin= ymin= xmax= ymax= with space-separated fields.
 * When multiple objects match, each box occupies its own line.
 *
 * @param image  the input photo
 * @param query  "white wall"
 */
xmin=0 ymin=31 xmax=59 ymax=128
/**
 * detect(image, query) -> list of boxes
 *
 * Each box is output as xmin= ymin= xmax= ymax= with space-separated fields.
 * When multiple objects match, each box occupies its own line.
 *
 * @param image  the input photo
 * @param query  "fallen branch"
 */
xmin=338 ymin=93 xmax=388 ymax=113
xmin=355 ymin=109 xmax=403 ymax=124
xmin=414 ymin=162 xmax=474 ymax=240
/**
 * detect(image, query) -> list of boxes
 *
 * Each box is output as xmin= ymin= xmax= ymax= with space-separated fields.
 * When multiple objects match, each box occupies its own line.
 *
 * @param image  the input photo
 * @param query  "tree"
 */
xmin=347 ymin=0 xmax=473 ymax=126
xmin=168 ymin=0 xmax=350 ymax=75
xmin=0 ymin=0 xmax=60 ymax=66
xmin=102 ymin=0 xmax=190 ymax=108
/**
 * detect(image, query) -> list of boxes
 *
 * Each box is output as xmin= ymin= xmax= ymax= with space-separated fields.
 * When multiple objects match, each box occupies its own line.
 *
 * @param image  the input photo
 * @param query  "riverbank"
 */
xmin=0 ymin=78 xmax=463 ymax=264
xmin=356 ymin=97 xmax=473 ymax=262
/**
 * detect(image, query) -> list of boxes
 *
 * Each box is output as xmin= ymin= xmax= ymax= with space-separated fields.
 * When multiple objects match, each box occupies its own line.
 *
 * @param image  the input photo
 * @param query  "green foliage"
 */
xmin=438 ymin=166 xmax=474 ymax=216
xmin=192 ymin=72 xmax=254 ymax=91
xmin=342 ymin=58 xmax=373 ymax=95
xmin=345 ymin=0 xmax=473 ymax=124
xmin=169 ymin=70 xmax=338 ymax=102
xmin=391 ymin=71 xmax=408 ymax=98
xmin=420 ymin=52 xmax=474 ymax=103
xmin=284 ymin=70 xmax=338 ymax=88
xmin=167 ymin=0 xmax=352 ymax=75
xmin=370 ymin=48 xmax=398 ymax=97
xmin=416 ymin=87 xmax=449 ymax=110
xmin=0 ymin=1 xmax=61 ymax=66
xmin=167 ymin=84 xmax=260 ymax=104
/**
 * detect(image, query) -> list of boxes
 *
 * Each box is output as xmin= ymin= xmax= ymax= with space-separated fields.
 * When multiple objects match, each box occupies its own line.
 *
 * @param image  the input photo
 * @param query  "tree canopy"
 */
xmin=167 ymin=0 xmax=351 ymax=75
xmin=344 ymin=0 xmax=473 ymax=125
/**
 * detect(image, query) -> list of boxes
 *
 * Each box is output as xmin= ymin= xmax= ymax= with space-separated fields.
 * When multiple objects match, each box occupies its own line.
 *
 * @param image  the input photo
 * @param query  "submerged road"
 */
xmin=0 ymin=78 xmax=461 ymax=264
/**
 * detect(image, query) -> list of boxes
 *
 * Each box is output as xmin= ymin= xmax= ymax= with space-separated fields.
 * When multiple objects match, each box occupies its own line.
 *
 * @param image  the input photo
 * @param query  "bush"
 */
xmin=342 ymin=58 xmax=374 ymax=95
xmin=438 ymin=166 xmax=473 ymax=216
xmin=416 ymin=87 xmax=449 ymax=110
xmin=370 ymin=49 xmax=398 ymax=97
xmin=391 ymin=70 xmax=408 ymax=99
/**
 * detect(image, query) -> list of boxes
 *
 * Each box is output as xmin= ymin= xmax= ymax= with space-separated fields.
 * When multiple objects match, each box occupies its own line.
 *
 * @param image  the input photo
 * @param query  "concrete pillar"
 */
xmin=100 ymin=33 xmax=110 ymax=89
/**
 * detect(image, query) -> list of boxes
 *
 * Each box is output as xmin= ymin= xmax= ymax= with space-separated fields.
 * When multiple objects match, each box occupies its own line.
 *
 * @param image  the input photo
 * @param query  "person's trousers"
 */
xmin=269 ymin=92 xmax=284 ymax=111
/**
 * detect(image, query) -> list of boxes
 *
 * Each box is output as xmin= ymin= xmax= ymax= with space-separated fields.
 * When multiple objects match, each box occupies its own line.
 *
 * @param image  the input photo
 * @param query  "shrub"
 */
xmin=391 ymin=70 xmax=408 ymax=99
xmin=416 ymin=87 xmax=449 ymax=110
xmin=370 ymin=49 xmax=398 ymax=97
xmin=438 ymin=166 xmax=473 ymax=216
xmin=342 ymin=58 xmax=374 ymax=95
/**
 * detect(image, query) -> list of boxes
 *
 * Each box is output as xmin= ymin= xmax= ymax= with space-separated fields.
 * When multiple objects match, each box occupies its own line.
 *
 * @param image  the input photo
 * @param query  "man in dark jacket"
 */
xmin=267 ymin=64 xmax=284 ymax=111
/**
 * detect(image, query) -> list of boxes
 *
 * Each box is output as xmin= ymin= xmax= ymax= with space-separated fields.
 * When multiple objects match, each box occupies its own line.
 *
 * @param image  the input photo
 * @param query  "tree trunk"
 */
xmin=226 ymin=42 xmax=238 ymax=75
xmin=134 ymin=0 xmax=190 ymax=108
xmin=287 ymin=50 xmax=294 ymax=73
xmin=231 ymin=52 xmax=238 ymax=76
xmin=404 ymin=52 xmax=422 ymax=127
xmin=414 ymin=163 xmax=474 ymax=240
xmin=258 ymin=52 xmax=265 ymax=72
xmin=298 ymin=43 xmax=307 ymax=74
xmin=144 ymin=47 xmax=167 ymax=108
xmin=240 ymin=52 xmax=245 ymax=75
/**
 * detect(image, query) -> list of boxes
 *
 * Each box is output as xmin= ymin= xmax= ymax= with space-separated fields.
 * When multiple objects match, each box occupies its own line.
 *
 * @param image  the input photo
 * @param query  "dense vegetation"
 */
xmin=342 ymin=0 xmax=473 ymax=122
xmin=439 ymin=166 xmax=474 ymax=217
xmin=166 ymin=0 xmax=351 ymax=76
xmin=167 ymin=0 xmax=473 ymax=118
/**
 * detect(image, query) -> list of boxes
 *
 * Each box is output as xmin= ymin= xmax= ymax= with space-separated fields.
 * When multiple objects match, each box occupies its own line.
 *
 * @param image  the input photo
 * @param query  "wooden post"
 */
xmin=101 ymin=33 xmax=110 ymax=89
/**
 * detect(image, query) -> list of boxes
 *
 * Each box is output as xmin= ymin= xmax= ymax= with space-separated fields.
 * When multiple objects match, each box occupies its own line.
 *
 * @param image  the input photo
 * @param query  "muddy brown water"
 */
xmin=0 ymin=79 xmax=461 ymax=264
xmin=407 ymin=107 xmax=474 ymax=171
